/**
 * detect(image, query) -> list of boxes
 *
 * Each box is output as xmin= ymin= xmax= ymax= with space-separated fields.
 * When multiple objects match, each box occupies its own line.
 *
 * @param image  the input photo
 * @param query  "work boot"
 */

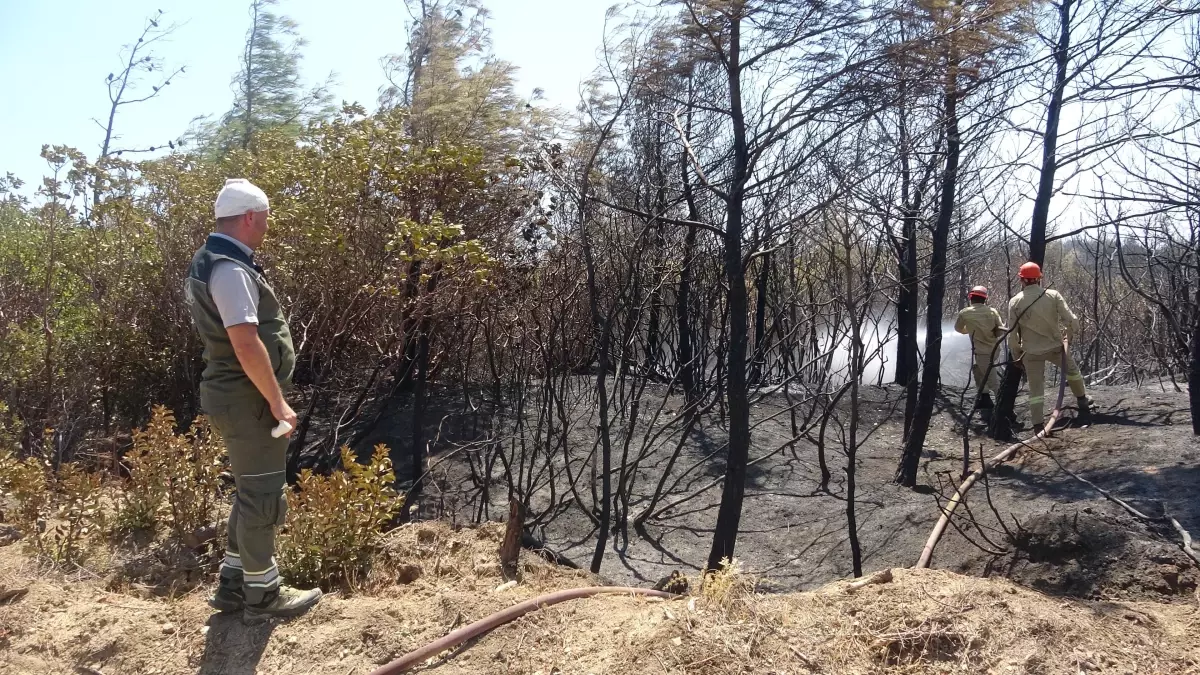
xmin=207 ymin=584 xmax=245 ymax=613
xmin=1077 ymin=396 xmax=1092 ymax=416
xmin=243 ymin=586 xmax=322 ymax=624
xmin=975 ymin=393 xmax=995 ymax=410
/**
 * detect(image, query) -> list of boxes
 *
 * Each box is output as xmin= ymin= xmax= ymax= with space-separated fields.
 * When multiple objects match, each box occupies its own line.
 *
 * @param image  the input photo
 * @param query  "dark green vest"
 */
xmin=185 ymin=235 xmax=296 ymax=404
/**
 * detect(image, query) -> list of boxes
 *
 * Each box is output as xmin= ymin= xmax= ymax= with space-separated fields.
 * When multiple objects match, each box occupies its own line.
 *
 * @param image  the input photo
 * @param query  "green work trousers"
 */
xmin=204 ymin=395 xmax=289 ymax=605
xmin=1024 ymin=347 xmax=1087 ymax=428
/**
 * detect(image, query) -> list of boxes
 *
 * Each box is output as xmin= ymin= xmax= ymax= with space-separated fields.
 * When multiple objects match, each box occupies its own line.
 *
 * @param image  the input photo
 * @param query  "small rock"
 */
xmin=474 ymin=562 xmax=502 ymax=576
xmin=182 ymin=525 xmax=218 ymax=550
xmin=396 ymin=564 xmax=422 ymax=585
xmin=1159 ymin=565 xmax=1180 ymax=589
xmin=0 ymin=587 xmax=28 ymax=604
xmin=494 ymin=580 xmax=518 ymax=593
xmin=287 ymin=635 xmax=297 ymax=645
xmin=671 ymin=637 xmax=683 ymax=647
xmin=161 ymin=623 xmax=176 ymax=635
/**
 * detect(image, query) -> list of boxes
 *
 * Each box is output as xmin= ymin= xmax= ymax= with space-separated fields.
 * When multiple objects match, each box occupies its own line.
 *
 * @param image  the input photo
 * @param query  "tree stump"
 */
xmin=499 ymin=499 xmax=525 ymax=580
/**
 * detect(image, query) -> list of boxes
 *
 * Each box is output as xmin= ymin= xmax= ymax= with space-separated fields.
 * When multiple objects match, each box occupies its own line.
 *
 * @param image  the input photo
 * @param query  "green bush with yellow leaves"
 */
xmin=277 ymin=444 xmax=403 ymax=589
xmin=0 ymin=406 xmax=402 ymax=587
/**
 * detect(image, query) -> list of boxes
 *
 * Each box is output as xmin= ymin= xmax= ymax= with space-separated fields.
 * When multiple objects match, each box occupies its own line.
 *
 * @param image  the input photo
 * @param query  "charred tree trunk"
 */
xmin=1028 ymin=0 xmax=1071 ymax=266
xmin=677 ymin=146 xmax=701 ymax=415
xmin=1190 ymin=287 xmax=1200 ymax=435
xmin=840 ymin=226 xmax=864 ymax=576
xmin=708 ymin=15 xmax=753 ymax=572
xmin=897 ymin=58 xmax=960 ymax=488
xmin=409 ymin=323 xmax=432 ymax=487
xmin=897 ymin=210 xmax=920 ymax=440
xmin=893 ymin=94 xmax=927 ymax=440
xmin=750 ymin=252 xmax=771 ymax=385
xmin=577 ymin=97 xmax=628 ymax=575
xmin=993 ymin=0 xmax=1071 ymax=439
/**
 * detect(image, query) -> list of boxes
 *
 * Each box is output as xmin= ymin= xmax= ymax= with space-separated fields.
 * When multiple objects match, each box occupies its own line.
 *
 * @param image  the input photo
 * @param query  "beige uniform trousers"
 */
xmin=1023 ymin=346 xmax=1087 ymax=427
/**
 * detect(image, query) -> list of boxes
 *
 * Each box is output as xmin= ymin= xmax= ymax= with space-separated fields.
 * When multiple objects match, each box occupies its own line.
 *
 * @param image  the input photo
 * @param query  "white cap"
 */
xmin=214 ymin=178 xmax=270 ymax=219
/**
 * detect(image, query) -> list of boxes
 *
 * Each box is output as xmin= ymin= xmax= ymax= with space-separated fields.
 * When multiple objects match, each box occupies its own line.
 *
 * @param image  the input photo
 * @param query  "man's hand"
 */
xmin=227 ymin=323 xmax=293 ymax=437
xmin=270 ymin=399 xmax=298 ymax=438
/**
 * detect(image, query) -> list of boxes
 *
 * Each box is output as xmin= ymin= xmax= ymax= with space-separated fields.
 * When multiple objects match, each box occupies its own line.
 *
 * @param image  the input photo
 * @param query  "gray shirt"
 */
xmin=208 ymin=233 xmax=260 ymax=328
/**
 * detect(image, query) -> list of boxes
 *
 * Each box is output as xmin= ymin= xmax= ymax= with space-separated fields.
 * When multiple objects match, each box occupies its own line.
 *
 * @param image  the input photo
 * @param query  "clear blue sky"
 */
xmin=0 ymin=0 xmax=618 ymax=191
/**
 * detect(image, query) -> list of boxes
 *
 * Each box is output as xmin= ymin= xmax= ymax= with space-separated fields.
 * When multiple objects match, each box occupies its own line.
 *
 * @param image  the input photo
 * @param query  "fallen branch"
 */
xmin=845 ymin=568 xmax=893 ymax=592
xmin=0 ymin=586 xmax=28 ymax=604
xmin=1167 ymin=517 xmax=1200 ymax=567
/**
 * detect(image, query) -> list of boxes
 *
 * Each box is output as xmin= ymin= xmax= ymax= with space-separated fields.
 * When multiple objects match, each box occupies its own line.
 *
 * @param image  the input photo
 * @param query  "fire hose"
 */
xmin=367 ymin=586 xmax=677 ymax=674
xmin=916 ymin=342 xmax=1070 ymax=569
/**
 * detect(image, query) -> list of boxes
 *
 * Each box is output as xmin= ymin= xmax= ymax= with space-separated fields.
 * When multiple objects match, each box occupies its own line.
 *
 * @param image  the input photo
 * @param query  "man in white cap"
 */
xmin=184 ymin=178 xmax=321 ymax=623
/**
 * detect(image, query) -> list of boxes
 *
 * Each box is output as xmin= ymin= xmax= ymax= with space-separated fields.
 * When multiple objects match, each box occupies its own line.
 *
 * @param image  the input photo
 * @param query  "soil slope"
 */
xmin=2 ymin=522 xmax=1199 ymax=675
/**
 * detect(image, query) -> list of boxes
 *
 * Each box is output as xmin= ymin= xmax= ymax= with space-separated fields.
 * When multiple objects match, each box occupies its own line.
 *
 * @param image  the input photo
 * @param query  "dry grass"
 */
xmin=0 ymin=521 xmax=1198 ymax=674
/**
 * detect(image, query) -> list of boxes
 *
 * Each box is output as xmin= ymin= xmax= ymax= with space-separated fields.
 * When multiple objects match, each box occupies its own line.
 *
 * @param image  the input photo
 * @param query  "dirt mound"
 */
xmin=984 ymin=509 xmax=1200 ymax=601
xmin=2 ymin=522 xmax=1198 ymax=675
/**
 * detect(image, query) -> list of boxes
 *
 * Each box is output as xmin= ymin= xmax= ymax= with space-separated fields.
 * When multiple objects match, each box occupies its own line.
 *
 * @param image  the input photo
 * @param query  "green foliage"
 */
xmin=1 ymin=415 xmax=401 ymax=586
xmin=168 ymin=414 xmax=225 ymax=540
xmin=114 ymin=408 xmax=173 ymax=533
xmin=47 ymin=462 xmax=105 ymax=565
xmin=195 ymin=0 xmax=333 ymax=154
xmin=380 ymin=0 xmax=536 ymax=155
xmin=116 ymin=406 xmax=226 ymax=539
xmin=0 ymin=451 xmax=50 ymax=539
xmin=0 ymin=0 xmax=539 ymax=474
xmin=0 ymin=448 xmax=104 ymax=565
xmin=277 ymin=445 xmax=403 ymax=589
xmin=0 ymin=402 xmax=19 ymax=453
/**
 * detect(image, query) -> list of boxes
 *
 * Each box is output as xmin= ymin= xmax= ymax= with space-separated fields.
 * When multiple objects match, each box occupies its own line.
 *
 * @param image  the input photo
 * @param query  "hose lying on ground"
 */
xmin=367 ymin=586 xmax=678 ymax=674
xmin=916 ymin=345 xmax=1070 ymax=569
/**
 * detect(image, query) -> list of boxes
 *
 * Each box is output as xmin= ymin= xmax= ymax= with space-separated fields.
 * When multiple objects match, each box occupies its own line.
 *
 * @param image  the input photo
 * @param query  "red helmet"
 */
xmin=1019 ymin=262 xmax=1042 ymax=280
xmin=968 ymin=286 xmax=988 ymax=301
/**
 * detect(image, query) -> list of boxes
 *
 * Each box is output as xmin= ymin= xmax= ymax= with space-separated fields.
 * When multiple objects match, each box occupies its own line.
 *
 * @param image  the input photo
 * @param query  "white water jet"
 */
xmin=820 ymin=319 xmax=977 ymax=389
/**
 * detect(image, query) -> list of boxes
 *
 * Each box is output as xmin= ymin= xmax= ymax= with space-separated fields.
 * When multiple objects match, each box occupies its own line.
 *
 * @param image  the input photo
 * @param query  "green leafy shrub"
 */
xmin=47 ymin=462 xmax=105 ymax=564
xmin=0 ymin=448 xmax=104 ymax=565
xmin=0 ymin=451 xmax=50 ymax=539
xmin=114 ymin=408 xmax=173 ymax=533
xmin=115 ymin=406 xmax=225 ymax=540
xmin=278 ymin=444 xmax=402 ymax=589
xmin=166 ymin=414 xmax=225 ymax=541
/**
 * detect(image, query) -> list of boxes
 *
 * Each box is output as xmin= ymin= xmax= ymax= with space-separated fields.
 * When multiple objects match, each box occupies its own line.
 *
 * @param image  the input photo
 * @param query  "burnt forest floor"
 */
xmin=367 ymin=380 xmax=1200 ymax=605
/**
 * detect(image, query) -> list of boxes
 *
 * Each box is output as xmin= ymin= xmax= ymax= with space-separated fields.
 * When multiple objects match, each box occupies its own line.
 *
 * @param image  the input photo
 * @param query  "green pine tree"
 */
xmin=192 ymin=0 xmax=333 ymax=155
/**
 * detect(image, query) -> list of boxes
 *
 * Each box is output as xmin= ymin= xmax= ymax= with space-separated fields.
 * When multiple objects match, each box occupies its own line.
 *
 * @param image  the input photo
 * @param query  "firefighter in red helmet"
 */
xmin=955 ymin=285 xmax=1005 ymax=413
xmin=1008 ymin=262 xmax=1092 ymax=428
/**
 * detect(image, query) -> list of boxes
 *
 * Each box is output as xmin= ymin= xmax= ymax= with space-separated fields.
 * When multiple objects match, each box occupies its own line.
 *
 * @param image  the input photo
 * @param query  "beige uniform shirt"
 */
xmin=954 ymin=304 xmax=1005 ymax=357
xmin=1007 ymin=284 xmax=1080 ymax=358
